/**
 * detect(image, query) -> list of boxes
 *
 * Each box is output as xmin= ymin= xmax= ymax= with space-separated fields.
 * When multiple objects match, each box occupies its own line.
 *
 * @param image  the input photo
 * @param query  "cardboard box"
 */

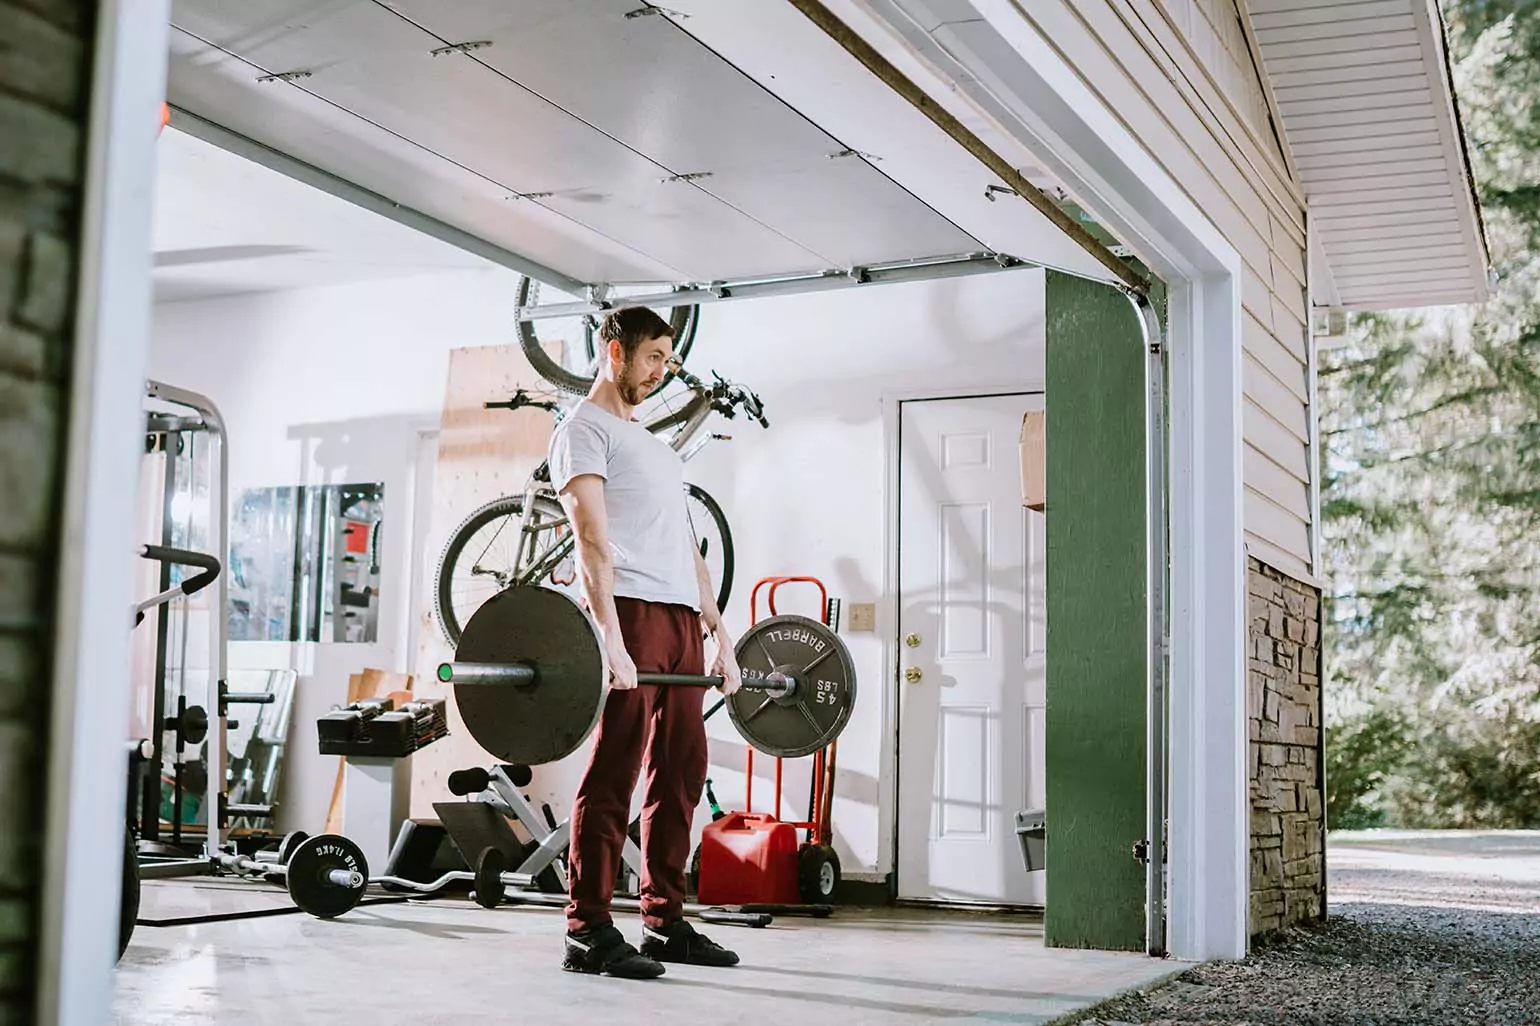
xmin=1019 ymin=410 xmax=1045 ymax=511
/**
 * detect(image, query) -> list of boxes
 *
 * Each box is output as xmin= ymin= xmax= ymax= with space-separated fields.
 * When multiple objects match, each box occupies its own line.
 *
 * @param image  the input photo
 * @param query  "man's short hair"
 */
xmin=600 ymin=306 xmax=674 ymax=358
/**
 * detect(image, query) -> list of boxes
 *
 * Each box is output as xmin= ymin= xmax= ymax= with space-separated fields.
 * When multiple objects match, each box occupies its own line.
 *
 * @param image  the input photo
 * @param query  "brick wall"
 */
xmin=1247 ymin=557 xmax=1326 ymax=937
xmin=0 ymin=0 xmax=96 ymax=1016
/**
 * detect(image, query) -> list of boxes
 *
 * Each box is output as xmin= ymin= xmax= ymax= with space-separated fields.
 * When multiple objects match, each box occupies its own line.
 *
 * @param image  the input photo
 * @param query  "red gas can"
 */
xmin=696 ymin=812 xmax=801 ymax=906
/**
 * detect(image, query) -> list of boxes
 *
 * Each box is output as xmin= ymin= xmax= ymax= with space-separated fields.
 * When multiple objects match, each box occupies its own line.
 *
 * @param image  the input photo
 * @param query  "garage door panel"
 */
xmin=181 ymin=3 xmax=657 ymax=195
xmin=169 ymin=1 xmax=1113 ymax=293
xmin=387 ymin=0 xmax=834 ymax=175
xmin=166 ymin=27 xmax=687 ymax=286
xmin=386 ymin=0 xmax=979 ymax=267
xmin=169 ymin=0 xmax=343 ymax=54
xmin=701 ymin=159 xmax=978 ymax=269
xmin=540 ymin=183 xmax=833 ymax=281
xmin=174 ymin=3 xmax=832 ymax=280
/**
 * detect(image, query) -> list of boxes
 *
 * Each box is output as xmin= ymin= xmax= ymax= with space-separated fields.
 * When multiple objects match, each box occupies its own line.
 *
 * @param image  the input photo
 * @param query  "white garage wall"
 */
xmin=665 ymin=269 xmax=1047 ymax=879
xmin=146 ymin=263 xmax=1045 ymax=881
xmin=146 ymin=266 xmax=520 ymax=837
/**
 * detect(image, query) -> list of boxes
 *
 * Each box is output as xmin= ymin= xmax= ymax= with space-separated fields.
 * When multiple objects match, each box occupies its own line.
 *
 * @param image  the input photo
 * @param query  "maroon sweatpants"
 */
xmin=565 ymin=597 xmax=707 ymax=933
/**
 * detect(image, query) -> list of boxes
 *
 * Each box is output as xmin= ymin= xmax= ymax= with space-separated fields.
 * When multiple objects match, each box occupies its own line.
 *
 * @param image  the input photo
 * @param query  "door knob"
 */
xmin=904 ymin=633 xmax=921 ymax=648
xmin=904 ymin=666 xmax=923 ymax=683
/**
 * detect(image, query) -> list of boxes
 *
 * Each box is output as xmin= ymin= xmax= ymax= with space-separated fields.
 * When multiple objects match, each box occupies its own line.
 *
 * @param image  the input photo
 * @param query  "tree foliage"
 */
xmin=1321 ymin=0 xmax=1540 ymax=828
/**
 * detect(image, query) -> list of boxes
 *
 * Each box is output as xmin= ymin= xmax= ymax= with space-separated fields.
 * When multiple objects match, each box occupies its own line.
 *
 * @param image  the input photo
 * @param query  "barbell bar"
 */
xmin=438 ymin=585 xmax=857 ymax=766
xmin=438 ymin=661 xmax=796 ymax=698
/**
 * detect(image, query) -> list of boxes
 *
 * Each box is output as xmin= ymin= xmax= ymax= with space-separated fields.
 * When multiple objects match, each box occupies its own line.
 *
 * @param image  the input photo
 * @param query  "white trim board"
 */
xmin=867 ymin=0 xmax=1250 ymax=960
xmin=38 ymin=2 xmax=172 ymax=1023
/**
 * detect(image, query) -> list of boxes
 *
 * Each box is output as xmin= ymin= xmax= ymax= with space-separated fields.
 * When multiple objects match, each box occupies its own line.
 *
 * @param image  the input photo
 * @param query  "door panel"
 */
xmin=897 ymin=393 xmax=1044 ymax=905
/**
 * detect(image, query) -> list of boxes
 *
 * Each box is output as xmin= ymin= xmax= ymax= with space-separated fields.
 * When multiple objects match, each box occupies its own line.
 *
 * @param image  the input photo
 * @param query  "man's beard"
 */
xmin=617 ymin=360 xmax=652 ymax=405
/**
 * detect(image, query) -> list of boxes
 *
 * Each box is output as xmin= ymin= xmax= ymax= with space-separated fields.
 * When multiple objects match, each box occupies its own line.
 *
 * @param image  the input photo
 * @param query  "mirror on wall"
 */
xmin=228 ymin=482 xmax=385 ymax=643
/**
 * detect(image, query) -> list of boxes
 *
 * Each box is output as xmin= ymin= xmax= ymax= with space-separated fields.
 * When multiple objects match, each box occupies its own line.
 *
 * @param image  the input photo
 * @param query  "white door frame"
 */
xmin=867 ymin=1 xmax=1250 ymax=960
xmin=880 ymin=381 xmax=1045 ymax=896
xmin=39 ymin=2 xmax=172 ymax=1022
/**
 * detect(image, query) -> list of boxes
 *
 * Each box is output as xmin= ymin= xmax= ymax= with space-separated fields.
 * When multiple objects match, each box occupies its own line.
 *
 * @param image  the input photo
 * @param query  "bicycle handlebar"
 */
xmin=139 ymin=545 xmax=221 ymax=597
xmin=485 ymin=391 xmax=559 ymax=413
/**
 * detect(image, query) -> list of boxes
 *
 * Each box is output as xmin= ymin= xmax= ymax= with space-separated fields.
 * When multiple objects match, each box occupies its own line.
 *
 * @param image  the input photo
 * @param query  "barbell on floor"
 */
xmin=436 ymin=585 xmax=858 ymax=766
xmin=172 ymin=833 xmax=371 ymax=919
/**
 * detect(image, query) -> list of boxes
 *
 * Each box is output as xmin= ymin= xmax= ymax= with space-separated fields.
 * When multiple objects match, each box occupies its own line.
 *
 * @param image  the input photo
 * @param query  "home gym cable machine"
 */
xmin=133 ymin=381 xmax=277 ymax=856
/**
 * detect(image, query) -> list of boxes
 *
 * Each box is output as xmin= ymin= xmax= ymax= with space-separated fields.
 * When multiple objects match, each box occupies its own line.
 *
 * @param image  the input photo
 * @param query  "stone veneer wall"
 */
xmin=1247 ymin=556 xmax=1326 ymax=937
xmin=1 ymin=1 xmax=97 ymax=1015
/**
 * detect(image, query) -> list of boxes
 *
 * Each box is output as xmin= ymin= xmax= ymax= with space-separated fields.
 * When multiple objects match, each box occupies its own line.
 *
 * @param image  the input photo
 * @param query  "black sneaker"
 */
xmin=562 ymin=924 xmax=666 ymax=979
xmin=639 ymin=918 xmax=740 ymax=967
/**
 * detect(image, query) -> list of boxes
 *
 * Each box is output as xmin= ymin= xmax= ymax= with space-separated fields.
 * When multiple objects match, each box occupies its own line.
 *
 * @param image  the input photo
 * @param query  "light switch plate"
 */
xmin=848 ymin=602 xmax=877 ymax=631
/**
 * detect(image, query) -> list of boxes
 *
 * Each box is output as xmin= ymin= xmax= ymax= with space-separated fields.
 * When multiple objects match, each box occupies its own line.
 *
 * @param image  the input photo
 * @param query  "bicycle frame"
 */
xmin=456 ymin=363 xmax=751 ymax=616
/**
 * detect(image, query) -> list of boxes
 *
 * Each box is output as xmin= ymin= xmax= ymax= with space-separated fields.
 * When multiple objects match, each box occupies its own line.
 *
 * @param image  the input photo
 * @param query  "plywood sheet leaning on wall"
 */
xmin=408 ymin=343 xmax=562 ymax=819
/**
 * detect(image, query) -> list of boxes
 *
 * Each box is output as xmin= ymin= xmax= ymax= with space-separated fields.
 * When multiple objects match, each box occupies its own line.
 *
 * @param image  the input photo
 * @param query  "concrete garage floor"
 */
xmin=114 ymin=881 xmax=1184 ymax=1025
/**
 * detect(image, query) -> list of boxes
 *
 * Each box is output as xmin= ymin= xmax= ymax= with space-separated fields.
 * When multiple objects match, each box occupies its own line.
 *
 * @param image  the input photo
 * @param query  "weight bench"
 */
xmin=430 ymin=764 xmax=643 ymax=895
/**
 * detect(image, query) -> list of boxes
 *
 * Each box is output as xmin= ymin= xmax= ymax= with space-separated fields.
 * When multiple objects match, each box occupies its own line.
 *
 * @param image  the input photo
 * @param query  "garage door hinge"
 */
xmin=626 ymin=6 xmax=689 ymax=19
xmin=256 ymin=69 xmax=312 ymax=85
xmin=430 ymin=41 xmax=493 ymax=58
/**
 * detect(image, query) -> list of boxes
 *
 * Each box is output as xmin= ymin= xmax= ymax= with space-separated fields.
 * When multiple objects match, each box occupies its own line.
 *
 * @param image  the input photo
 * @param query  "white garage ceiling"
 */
xmin=163 ymin=0 xmax=1118 ymax=305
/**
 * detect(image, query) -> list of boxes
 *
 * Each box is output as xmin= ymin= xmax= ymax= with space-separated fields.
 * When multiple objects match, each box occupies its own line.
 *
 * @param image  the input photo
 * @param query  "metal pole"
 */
xmin=437 ymin=662 xmax=538 ymax=686
xmin=516 ymin=252 xmax=1036 ymax=319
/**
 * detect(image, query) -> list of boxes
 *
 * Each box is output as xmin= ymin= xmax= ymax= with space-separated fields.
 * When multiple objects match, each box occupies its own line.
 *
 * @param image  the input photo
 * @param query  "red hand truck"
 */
xmin=741 ymin=576 xmax=841 ymax=901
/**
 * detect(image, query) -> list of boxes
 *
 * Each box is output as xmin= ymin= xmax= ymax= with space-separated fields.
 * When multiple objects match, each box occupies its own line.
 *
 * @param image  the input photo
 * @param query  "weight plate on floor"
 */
xmin=278 ymin=830 xmax=310 ymax=865
xmin=730 ymin=615 xmax=856 ymax=759
xmin=454 ymin=586 xmax=606 ymax=766
xmin=286 ymin=833 xmax=368 ymax=919
xmin=474 ymin=846 xmax=507 ymax=909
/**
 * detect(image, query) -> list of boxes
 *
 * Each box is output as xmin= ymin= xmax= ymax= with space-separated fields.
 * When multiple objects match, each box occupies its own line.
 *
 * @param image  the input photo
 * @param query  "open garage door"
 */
xmin=164 ymin=0 xmax=1124 ymax=304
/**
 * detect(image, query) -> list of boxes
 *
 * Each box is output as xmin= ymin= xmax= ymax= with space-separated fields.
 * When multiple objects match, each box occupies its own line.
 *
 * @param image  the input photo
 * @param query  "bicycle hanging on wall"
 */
xmin=433 ymin=281 xmax=767 ymax=646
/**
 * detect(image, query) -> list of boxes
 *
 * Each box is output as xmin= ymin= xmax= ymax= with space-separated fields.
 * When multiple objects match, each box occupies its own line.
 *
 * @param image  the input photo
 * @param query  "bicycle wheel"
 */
xmin=434 ymin=493 xmax=575 ymax=646
xmin=685 ymin=483 xmax=734 ymax=614
xmin=516 ymin=275 xmax=699 ymax=396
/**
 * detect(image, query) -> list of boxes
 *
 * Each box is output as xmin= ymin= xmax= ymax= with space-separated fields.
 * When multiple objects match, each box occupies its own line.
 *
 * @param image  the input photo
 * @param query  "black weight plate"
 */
xmin=286 ymin=833 xmax=368 ymax=919
xmin=474 ymin=846 xmax=507 ymax=909
xmin=278 ymin=830 xmax=309 ymax=865
xmin=730 ymin=615 xmax=856 ymax=759
xmin=454 ymin=587 xmax=607 ymax=766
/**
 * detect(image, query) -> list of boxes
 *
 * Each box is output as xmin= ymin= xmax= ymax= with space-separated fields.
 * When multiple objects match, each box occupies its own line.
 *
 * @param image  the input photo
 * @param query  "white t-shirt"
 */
xmin=547 ymin=401 xmax=701 ymax=611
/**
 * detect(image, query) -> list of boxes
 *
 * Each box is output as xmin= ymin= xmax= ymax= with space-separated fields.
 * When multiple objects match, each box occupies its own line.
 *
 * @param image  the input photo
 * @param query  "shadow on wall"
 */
xmin=239 ymin=412 xmax=436 ymax=834
xmin=286 ymin=413 xmax=437 ymax=485
xmin=703 ymin=735 xmax=883 ymax=871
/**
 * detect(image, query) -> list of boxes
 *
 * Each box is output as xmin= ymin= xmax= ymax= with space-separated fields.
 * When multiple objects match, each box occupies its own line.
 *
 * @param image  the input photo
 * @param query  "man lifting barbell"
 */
xmin=548 ymin=306 xmax=743 ymax=979
xmin=442 ymin=308 xmax=856 ymax=975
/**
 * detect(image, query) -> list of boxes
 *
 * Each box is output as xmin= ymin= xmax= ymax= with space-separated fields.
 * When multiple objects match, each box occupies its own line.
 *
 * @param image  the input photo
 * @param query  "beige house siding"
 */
xmin=1023 ymin=0 xmax=1315 ymax=577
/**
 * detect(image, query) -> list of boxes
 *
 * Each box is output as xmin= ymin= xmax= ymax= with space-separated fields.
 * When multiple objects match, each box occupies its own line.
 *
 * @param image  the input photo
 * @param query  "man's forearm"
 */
xmin=694 ymin=547 xmax=728 ymax=639
xmin=559 ymin=480 xmax=623 ymax=641
xmin=577 ymin=537 xmax=621 ymax=635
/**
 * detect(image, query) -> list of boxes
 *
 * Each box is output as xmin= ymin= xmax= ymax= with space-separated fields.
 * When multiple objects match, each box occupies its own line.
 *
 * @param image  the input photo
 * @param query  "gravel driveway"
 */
xmin=1062 ymin=830 xmax=1540 ymax=1026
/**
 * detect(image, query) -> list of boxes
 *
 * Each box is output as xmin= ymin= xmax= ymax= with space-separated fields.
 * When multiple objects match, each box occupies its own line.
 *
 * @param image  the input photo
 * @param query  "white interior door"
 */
xmin=897 ymin=393 xmax=1046 ymax=905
